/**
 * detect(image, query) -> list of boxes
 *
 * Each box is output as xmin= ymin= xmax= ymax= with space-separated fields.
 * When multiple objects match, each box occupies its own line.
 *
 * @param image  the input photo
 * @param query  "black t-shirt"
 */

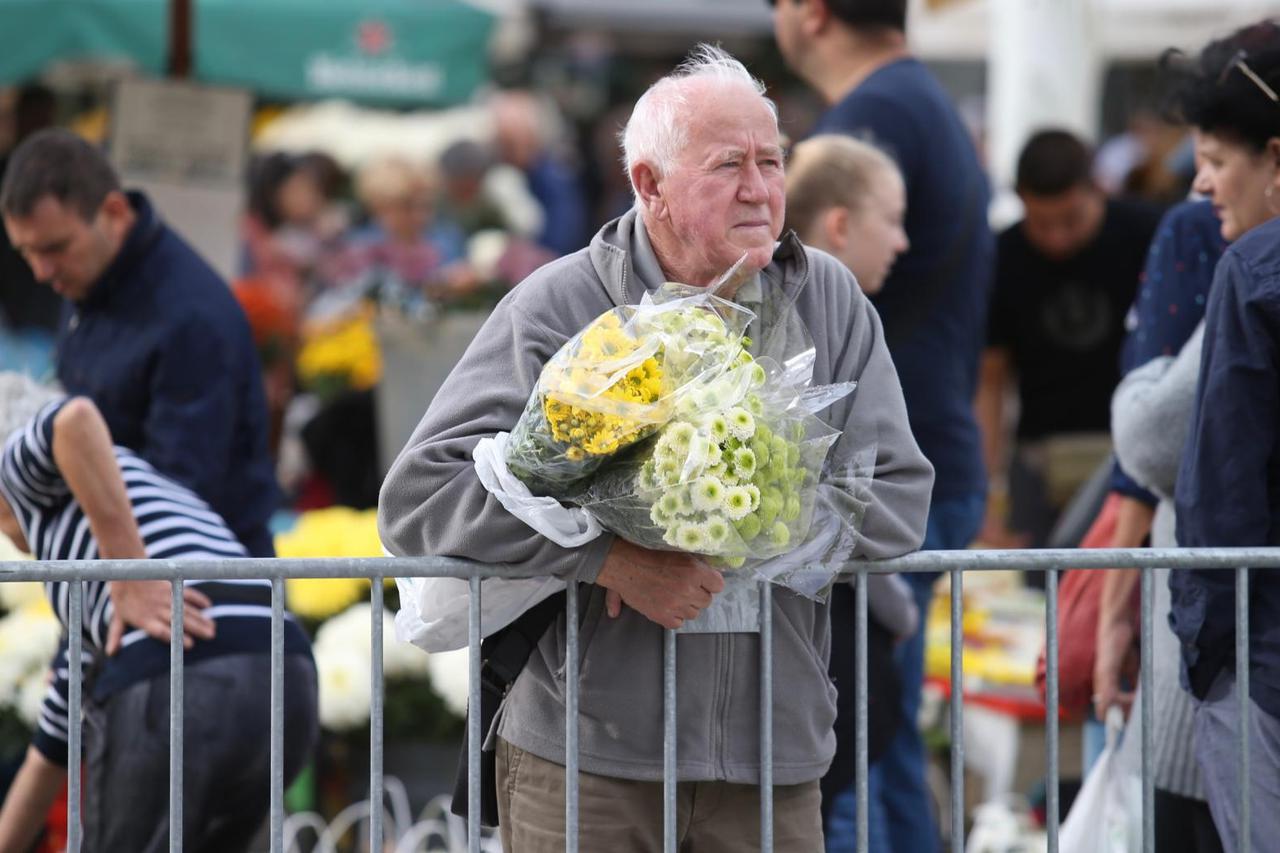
xmin=989 ymin=198 xmax=1161 ymax=440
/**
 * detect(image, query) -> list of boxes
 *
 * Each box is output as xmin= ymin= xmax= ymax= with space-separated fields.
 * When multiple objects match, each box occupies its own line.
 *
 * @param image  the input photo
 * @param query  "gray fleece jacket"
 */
xmin=378 ymin=209 xmax=934 ymax=784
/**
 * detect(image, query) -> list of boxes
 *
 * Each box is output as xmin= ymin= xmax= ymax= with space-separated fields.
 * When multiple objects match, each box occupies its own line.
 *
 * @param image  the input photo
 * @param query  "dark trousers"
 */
xmin=1154 ymin=789 xmax=1224 ymax=853
xmin=83 ymin=653 xmax=319 ymax=853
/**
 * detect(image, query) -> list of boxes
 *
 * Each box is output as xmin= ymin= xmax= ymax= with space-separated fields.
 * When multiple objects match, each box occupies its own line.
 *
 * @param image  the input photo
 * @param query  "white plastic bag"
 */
xmin=1060 ymin=707 xmax=1142 ymax=852
xmin=394 ymin=572 xmax=565 ymax=653
xmin=473 ymin=432 xmax=603 ymax=547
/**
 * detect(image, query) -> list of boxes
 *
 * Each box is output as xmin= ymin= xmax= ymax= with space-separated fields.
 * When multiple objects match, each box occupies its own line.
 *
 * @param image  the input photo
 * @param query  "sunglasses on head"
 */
xmin=1218 ymin=49 xmax=1280 ymax=106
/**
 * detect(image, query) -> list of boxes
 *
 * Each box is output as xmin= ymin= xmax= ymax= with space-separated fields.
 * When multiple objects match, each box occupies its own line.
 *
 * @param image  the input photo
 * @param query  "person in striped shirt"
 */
xmin=0 ymin=374 xmax=317 ymax=853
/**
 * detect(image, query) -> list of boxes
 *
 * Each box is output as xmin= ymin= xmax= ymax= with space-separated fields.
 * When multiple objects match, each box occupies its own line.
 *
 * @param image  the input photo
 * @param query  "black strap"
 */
xmin=450 ymin=589 xmax=569 ymax=827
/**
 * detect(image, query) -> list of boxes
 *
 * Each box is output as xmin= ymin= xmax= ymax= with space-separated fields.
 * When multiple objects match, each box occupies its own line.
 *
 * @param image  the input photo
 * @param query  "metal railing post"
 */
xmin=270 ymin=576 xmax=285 ymax=853
xmin=170 ymin=580 xmax=184 ymax=853
xmin=951 ymin=567 xmax=965 ymax=851
xmin=565 ymin=582 xmax=580 ymax=853
xmin=1237 ymin=566 xmax=1250 ymax=853
xmin=370 ymin=577 xmax=385 ymax=852
xmin=467 ymin=577 xmax=482 ymax=853
xmin=1045 ymin=568 xmax=1059 ymax=853
xmin=664 ymin=628 xmax=678 ymax=853
xmin=855 ymin=569 xmax=869 ymax=853
xmin=1141 ymin=568 xmax=1154 ymax=853
xmin=67 ymin=582 xmax=83 ymax=853
xmin=759 ymin=581 xmax=773 ymax=853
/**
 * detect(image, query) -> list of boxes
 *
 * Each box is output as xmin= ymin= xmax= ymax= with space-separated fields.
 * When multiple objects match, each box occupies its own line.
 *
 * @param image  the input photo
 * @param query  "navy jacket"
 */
xmin=1173 ymin=216 xmax=1280 ymax=718
xmin=814 ymin=58 xmax=992 ymax=502
xmin=55 ymin=192 xmax=278 ymax=556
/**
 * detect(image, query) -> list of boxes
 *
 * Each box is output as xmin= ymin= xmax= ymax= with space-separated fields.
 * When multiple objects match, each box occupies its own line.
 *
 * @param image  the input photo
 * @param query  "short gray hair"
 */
xmin=620 ymin=44 xmax=777 ymax=195
xmin=0 ymin=373 xmax=63 ymax=446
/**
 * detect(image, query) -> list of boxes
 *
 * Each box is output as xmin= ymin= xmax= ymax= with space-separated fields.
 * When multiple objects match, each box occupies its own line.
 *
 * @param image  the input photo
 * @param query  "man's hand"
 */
xmin=596 ymin=539 xmax=725 ymax=630
xmin=105 ymin=581 xmax=216 ymax=655
xmin=1093 ymin=617 xmax=1138 ymax=720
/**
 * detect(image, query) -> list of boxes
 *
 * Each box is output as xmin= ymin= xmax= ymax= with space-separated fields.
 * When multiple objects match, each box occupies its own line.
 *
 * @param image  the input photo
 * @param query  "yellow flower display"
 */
xmin=276 ymin=507 xmax=387 ymax=621
xmin=296 ymin=305 xmax=383 ymax=393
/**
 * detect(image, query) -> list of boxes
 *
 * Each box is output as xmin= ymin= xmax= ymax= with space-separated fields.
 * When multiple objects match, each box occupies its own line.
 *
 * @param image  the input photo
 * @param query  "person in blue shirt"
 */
xmin=1171 ymin=19 xmax=1280 ymax=851
xmin=0 ymin=129 xmax=279 ymax=557
xmin=772 ymin=1 xmax=993 ymax=850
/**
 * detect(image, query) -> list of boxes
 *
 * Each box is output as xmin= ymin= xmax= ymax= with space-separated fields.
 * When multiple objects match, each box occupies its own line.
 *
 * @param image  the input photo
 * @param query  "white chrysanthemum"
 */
xmin=727 ymin=407 xmax=755 ymax=440
xmin=702 ymin=413 xmax=730 ymax=443
xmin=315 ymin=603 xmax=428 ymax=679
xmin=749 ymin=363 xmax=768 ymax=389
xmin=663 ymin=525 xmax=681 ymax=547
xmin=722 ymin=486 xmax=754 ymax=520
xmin=658 ymin=490 xmax=684 ymax=518
xmin=731 ymin=447 xmax=757 ymax=478
xmin=316 ymin=647 xmax=372 ymax=730
xmin=425 ymin=647 xmax=470 ymax=719
xmin=16 ymin=669 xmax=47 ymax=727
xmin=676 ymin=523 xmax=707 ymax=551
xmin=745 ymin=394 xmax=765 ymax=417
xmin=668 ymin=422 xmax=696 ymax=452
xmin=744 ymin=484 xmax=762 ymax=511
xmin=707 ymin=461 xmax=731 ymax=482
xmin=705 ymin=516 xmax=731 ymax=548
xmin=656 ymin=459 xmax=681 ymax=485
xmin=0 ymin=605 xmax=60 ymax=681
xmin=691 ymin=476 xmax=726 ymax=513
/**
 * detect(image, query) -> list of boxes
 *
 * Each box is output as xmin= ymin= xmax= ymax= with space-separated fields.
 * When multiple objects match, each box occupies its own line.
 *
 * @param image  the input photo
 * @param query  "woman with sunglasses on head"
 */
xmin=1132 ymin=17 xmax=1280 ymax=852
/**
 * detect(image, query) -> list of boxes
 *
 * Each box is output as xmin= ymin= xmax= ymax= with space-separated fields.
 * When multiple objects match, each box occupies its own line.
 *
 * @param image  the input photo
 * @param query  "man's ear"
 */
xmin=97 ymin=190 xmax=134 ymax=242
xmin=1268 ymin=137 xmax=1280 ymax=173
xmin=806 ymin=0 xmax=834 ymax=36
xmin=822 ymin=206 xmax=851 ymax=252
xmin=631 ymin=161 xmax=668 ymax=221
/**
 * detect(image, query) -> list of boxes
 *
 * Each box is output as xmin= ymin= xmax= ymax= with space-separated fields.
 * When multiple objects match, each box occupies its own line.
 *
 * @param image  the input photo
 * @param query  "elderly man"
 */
xmin=379 ymin=45 xmax=932 ymax=850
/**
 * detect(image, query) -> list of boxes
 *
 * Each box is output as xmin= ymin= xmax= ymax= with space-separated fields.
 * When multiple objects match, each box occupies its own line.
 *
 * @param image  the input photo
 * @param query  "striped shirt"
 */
xmin=0 ymin=399 xmax=309 ymax=766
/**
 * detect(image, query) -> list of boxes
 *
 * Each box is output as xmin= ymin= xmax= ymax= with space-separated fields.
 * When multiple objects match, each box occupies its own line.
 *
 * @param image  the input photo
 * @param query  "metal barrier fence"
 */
xmin=7 ymin=546 xmax=1280 ymax=853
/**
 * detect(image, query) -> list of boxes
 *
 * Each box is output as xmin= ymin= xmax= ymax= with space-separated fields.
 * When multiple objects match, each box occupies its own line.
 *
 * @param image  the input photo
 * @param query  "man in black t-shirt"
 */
xmin=977 ymin=129 xmax=1160 ymax=546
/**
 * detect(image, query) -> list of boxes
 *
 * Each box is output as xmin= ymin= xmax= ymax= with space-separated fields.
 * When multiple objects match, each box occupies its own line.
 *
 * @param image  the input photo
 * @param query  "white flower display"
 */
xmin=424 ymin=647 xmax=470 ymax=719
xmin=316 ymin=646 xmax=373 ymax=731
xmin=17 ymin=670 xmax=47 ymax=728
xmin=315 ymin=602 xmax=430 ymax=680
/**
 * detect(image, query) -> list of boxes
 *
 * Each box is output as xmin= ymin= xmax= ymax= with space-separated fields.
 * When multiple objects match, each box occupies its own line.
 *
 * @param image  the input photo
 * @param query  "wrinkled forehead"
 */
xmin=681 ymin=87 xmax=781 ymax=158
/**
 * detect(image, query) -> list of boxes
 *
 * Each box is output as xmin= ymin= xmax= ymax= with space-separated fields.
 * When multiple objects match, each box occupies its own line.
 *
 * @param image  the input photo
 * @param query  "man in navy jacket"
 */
xmin=0 ymin=129 xmax=278 ymax=556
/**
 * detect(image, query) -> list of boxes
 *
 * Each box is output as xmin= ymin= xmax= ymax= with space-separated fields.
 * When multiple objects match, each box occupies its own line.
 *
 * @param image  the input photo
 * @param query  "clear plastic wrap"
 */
xmin=505 ymin=290 xmax=753 ymax=494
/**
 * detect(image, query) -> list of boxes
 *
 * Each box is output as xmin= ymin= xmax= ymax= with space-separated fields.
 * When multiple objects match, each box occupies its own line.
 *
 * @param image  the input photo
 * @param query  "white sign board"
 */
xmin=109 ymin=78 xmax=252 ymax=281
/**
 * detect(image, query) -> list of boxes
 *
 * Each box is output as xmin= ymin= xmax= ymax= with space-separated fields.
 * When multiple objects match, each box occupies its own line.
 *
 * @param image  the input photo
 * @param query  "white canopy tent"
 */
xmin=910 ymin=0 xmax=1275 ymax=189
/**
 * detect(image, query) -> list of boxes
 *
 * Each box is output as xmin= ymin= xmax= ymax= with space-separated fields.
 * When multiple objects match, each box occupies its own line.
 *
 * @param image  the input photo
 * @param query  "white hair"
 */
xmin=0 ymin=372 xmax=62 ymax=446
xmin=620 ymin=44 xmax=777 ymax=195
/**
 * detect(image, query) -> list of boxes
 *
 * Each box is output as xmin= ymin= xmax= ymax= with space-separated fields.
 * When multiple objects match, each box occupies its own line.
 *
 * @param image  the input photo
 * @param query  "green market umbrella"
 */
xmin=0 ymin=0 xmax=169 ymax=83
xmin=194 ymin=0 xmax=496 ymax=107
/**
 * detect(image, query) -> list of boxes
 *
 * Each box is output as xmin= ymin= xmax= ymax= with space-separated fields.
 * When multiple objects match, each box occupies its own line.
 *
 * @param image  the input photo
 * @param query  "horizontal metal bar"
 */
xmin=1 ymin=547 xmax=1279 ymax=584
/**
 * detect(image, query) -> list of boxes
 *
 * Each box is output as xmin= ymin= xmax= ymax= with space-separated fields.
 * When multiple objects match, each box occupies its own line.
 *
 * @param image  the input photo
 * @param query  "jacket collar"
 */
xmin=587 ymin=206 xmax=811 ymax=309
xmin=78 ymin=191 xmax=163 ymax=311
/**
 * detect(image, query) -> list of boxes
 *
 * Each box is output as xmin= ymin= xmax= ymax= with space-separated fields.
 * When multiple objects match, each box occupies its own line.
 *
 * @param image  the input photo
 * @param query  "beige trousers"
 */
xmin=496 ymin=738 xmax=824 ymax=852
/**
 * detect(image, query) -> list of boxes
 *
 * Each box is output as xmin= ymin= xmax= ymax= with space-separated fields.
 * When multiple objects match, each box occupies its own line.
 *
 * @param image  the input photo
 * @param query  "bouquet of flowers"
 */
xmin=485 ymin=277 xmax=864 ymax=591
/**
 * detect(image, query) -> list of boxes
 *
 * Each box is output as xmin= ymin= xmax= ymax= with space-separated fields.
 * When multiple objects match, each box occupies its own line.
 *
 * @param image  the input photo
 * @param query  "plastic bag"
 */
xmin=394 ymin=573 xmax=565 ymax=653
xmin=1060 ymin=707 xmax=1142 ymax=852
